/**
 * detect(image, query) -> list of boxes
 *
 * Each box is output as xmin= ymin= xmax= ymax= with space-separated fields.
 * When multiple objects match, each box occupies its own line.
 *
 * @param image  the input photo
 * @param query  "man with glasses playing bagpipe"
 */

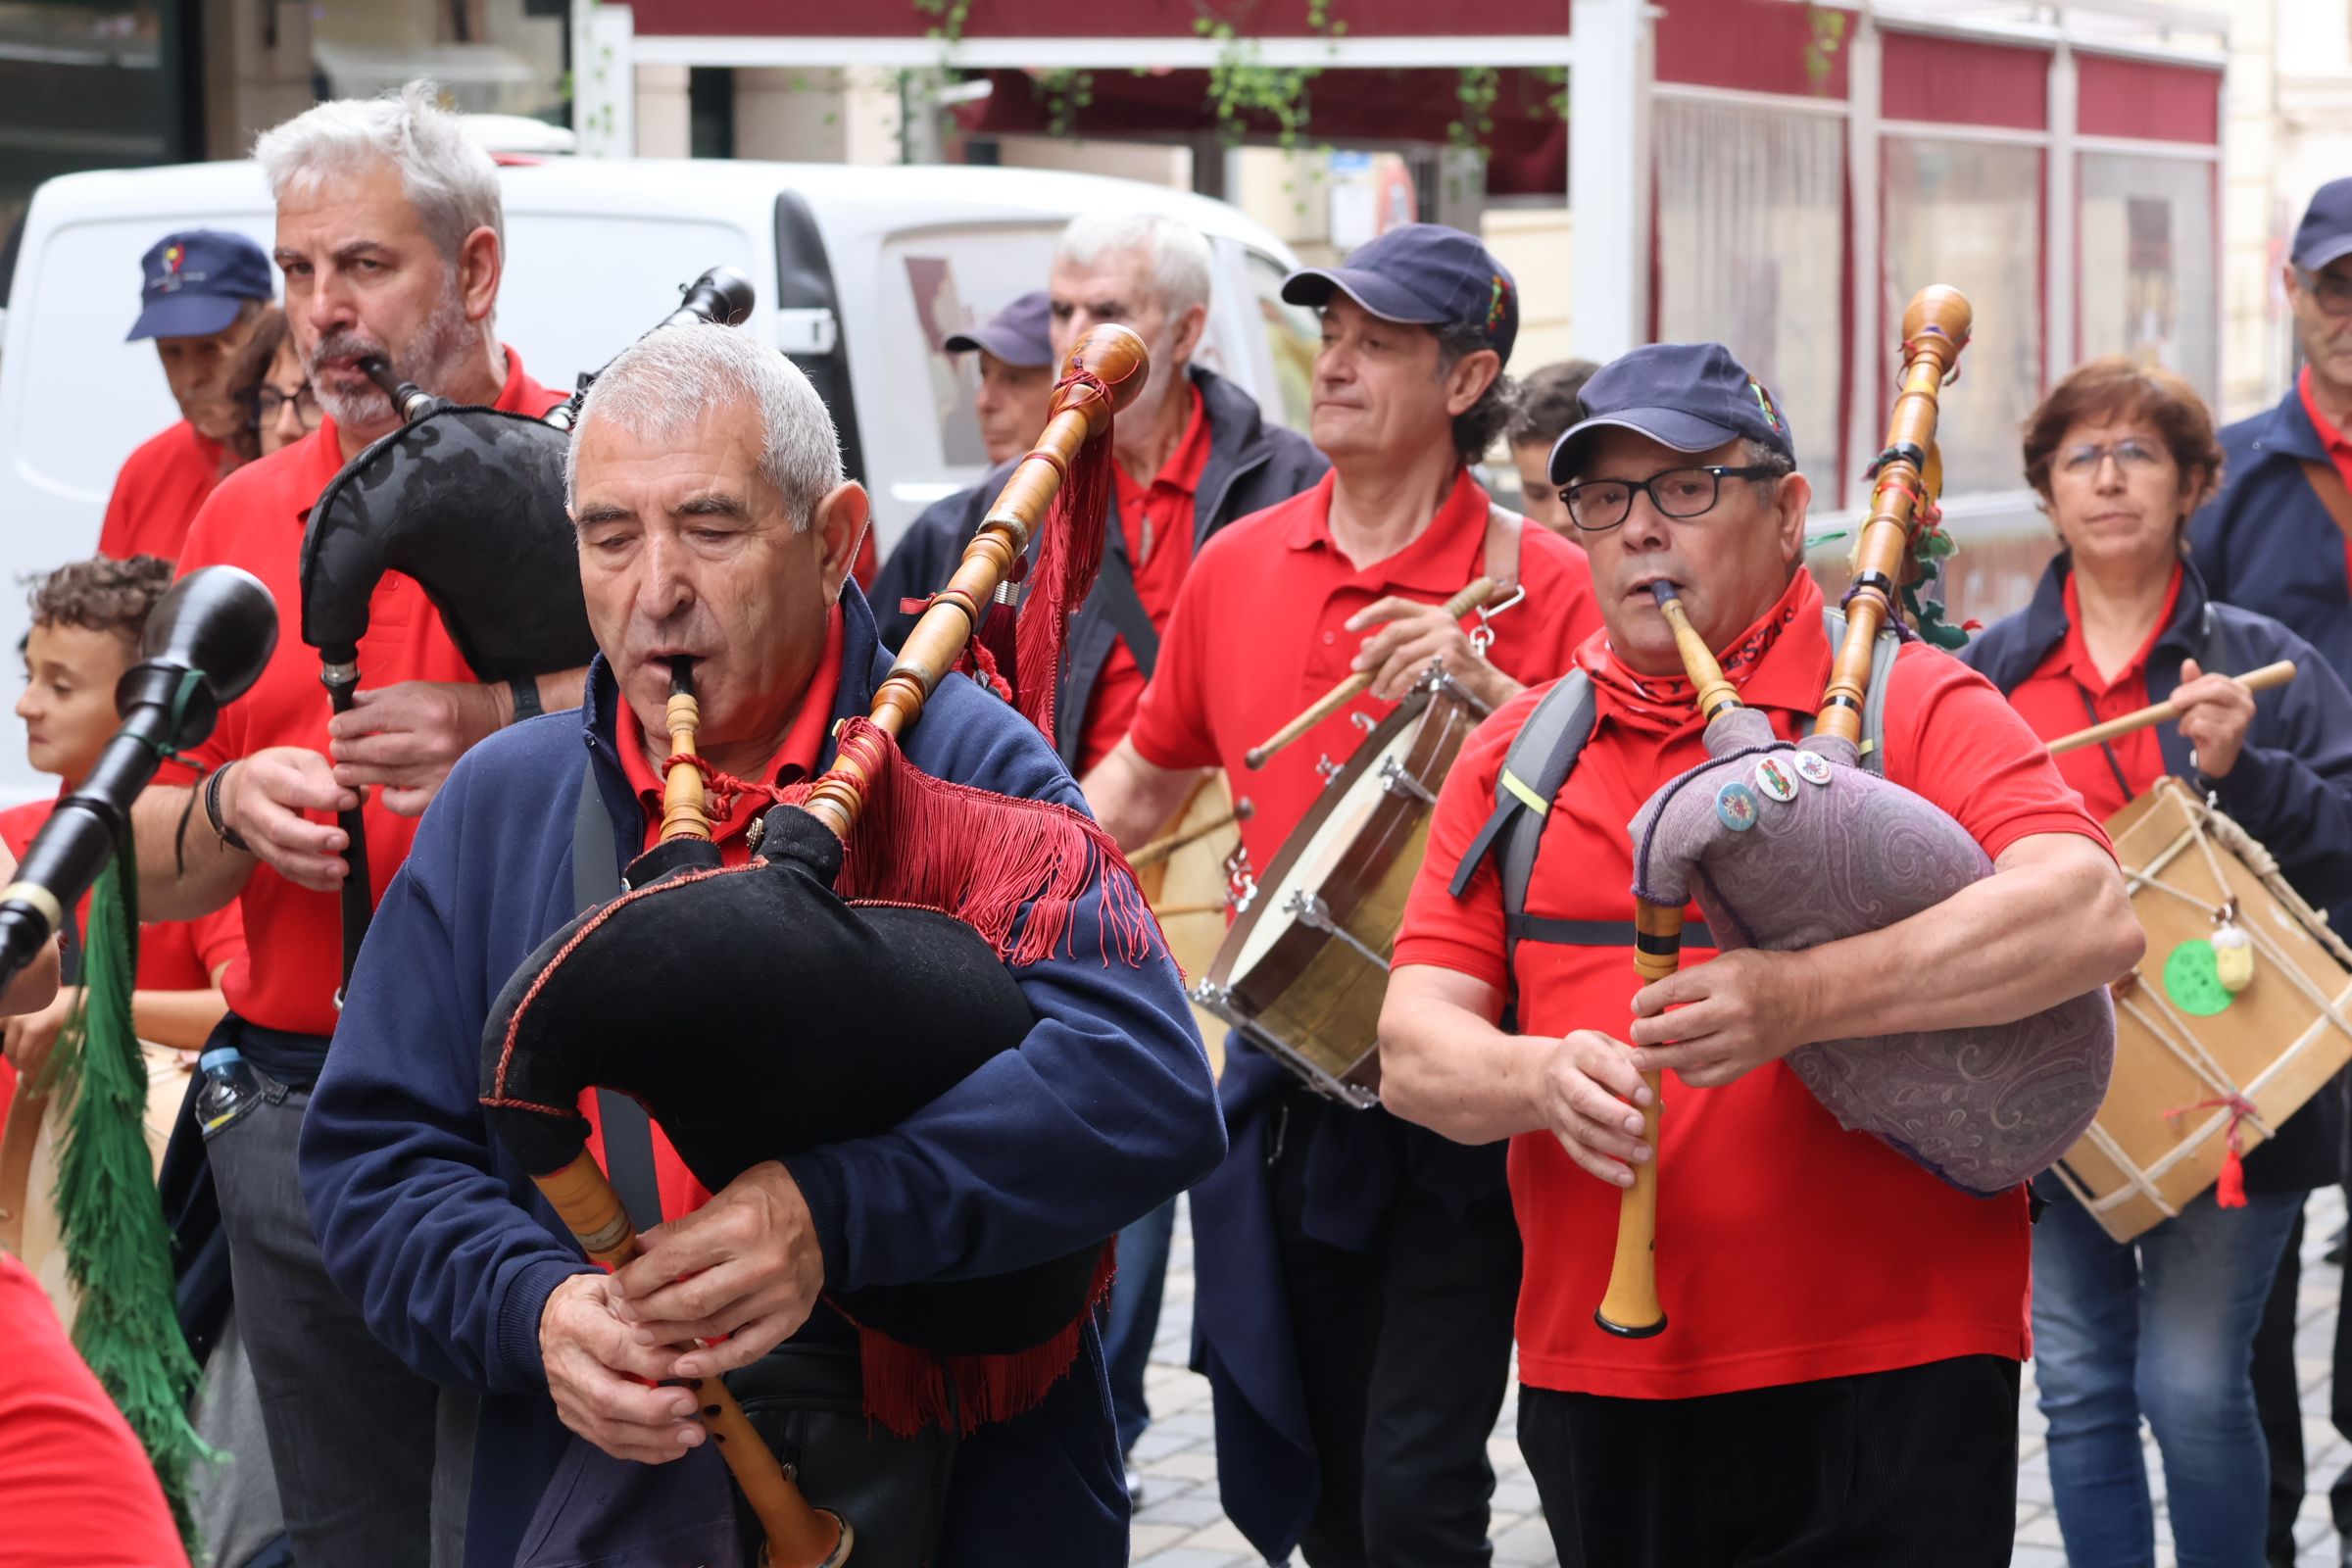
xmin=298 ymin=318 xmax=1225 ymax=1567
xmin=1966 ymin=357 xmax=2352 ymax=1568
xmin=1380 ymin=333 xmax=2143 ymax=1567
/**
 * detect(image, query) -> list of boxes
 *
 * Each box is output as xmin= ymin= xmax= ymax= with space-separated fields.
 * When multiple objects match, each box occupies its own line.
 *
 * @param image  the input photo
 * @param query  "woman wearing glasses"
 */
xmin=1963 ymin=357 xmax=2352 ymax=1568
xmin=252 ymin=320 xmax=321 ymax=459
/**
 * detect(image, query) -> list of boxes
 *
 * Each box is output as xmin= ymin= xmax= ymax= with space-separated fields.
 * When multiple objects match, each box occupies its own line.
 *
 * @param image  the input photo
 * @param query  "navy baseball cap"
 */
xmin=2294 ymin=178 xmax=2352 ymax=273
xmin=944 ymin=290 xmax=1054 ymax=368
xmin=1548 ymin=342 xmax=1795 ymax=485
xmin=1282 ymin=222 xmax=1519 ymax=367
xmin=126 ymin=229 xmax=273 ymax=342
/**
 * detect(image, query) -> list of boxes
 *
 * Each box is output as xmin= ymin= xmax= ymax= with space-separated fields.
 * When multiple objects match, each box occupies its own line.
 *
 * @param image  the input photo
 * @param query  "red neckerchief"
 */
xmin=1580 ymin=570 xmax=1813 ymax=736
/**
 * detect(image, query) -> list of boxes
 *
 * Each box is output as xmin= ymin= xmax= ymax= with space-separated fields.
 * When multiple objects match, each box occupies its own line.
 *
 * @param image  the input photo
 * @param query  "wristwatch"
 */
xmin=508 ymin=675 xmax=544 ymax=724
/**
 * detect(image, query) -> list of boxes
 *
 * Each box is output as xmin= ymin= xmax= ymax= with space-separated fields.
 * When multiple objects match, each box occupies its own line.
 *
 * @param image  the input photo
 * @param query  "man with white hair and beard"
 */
xmin=128 ymin=81 xmax=579 ymax=1565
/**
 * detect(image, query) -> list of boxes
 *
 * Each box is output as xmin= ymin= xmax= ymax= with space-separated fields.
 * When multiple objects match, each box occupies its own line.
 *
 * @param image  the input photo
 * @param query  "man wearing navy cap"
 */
xmin=1380 ymin=340 xmax=2135 ymax=1567
xmin=1085 ymin=221 xmax=1599 ymax=1567
xmin=100 ymin=229 xmax=276 ymax=563
xmin=942 ymin=289 xmax=1057 ymax=467
xmin=2199 ymin=174 xmax=2352 ymax=1568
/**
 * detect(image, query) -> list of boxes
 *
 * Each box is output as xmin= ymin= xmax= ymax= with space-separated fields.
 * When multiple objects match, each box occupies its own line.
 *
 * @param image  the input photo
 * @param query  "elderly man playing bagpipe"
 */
xmin=297 ymin=319 xmax=1223 ymax=1567
xmin=1378 ymin=339 xmax=2145 ymax=1567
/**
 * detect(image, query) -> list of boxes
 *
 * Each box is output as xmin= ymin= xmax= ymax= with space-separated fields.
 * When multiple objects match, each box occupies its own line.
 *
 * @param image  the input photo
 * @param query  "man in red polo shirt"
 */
xmin=1085 ymin=223 xmax=1597 ymax=1567
xmin=124 ymin=83 xmax=580 ymax=1567
xmin=1380 ymin=342 xmax=2142 ymax=1566
xmin=101 ymin=229 xmax=276 ymax=564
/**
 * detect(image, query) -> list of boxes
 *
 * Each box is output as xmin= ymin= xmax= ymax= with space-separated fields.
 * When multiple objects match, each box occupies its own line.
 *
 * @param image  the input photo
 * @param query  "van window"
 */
xmin=879 ymin=223 xmax=1062 ymax=480
xmin=1244 ymin=249 xmax=1318 ymax=432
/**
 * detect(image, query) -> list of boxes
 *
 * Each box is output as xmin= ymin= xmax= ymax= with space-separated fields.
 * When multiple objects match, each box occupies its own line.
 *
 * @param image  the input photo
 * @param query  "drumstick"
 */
xmin=1244 ymin=577 xmax=1500 ymax=770
xmin=1128 ymin=800 xmax=1253 ymax=870
xmin=2046 ymin=661 xmax=2297 ymax=755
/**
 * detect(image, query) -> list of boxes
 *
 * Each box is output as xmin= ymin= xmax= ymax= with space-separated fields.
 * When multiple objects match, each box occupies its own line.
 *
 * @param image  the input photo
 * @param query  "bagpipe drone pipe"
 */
xmin=476 ymin=324 xmax=1152 ymax=1565
xmin=1594 ymin=288 xmax=2117 ymax=1340
xmin=297 ymin=267 xmax=757 ymax=988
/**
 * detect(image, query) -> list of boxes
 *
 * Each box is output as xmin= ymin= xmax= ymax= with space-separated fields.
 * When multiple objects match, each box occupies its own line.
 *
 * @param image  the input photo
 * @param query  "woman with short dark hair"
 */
xmin=1964 ymin=357 xmax=2352 ymax=1568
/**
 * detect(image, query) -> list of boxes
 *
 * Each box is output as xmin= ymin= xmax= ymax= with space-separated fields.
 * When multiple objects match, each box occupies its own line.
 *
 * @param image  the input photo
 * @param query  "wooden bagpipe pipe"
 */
xmin=297 ymin=267 xmax=757 ymax=990
xmin=475 ymin=324 xmax=1152 ymax=1566
xmin=1593 ymin=287 xmax=2119 ymax=1339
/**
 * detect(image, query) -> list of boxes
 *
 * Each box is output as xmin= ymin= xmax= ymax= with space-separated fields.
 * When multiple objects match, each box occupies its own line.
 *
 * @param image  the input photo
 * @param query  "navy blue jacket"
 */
xmin=871 ymin=365 xmax=1328 ymax=764
xmin=298 ymin=586 xmax=1226 ymax=1567
xmin=2191 ymin=381 xmax=2352 ymax=685
xmin=1965 ymin=558 xmax=2352 ymax=1192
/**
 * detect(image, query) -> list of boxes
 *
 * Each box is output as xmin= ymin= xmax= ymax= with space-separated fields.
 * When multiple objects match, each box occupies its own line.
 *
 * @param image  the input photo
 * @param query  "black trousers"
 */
xmin=1271 ymin=1104 xmax=1524 ymax=1568
xmin=2255 ymin=1198 xmax=2352 ymax=1564
xmin=1518 ymin=1355 xmax=2021 ymax=1568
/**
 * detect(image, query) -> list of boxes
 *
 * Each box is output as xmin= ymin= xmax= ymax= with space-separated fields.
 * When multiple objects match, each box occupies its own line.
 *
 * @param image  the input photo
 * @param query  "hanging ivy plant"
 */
xmin=1804 ymin=5 xmax=1847 ymax=93
xmin=1447 ymin=64 xmax=1500 ymax=161
xmin=1033 ymin=67 xmax=1096 ymax=138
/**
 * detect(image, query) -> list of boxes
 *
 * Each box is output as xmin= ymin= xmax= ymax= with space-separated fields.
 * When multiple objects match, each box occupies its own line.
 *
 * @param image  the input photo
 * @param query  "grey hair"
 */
xmin=254 ymin=79 xmax=504 ymax=267
xmin=566 ymin=323 xmax=846 ymax=528
xmin=1740 ymin=437 xmax=1796 ymax=497
xmin=1054 ymin=211 xmax=1213 ymax=318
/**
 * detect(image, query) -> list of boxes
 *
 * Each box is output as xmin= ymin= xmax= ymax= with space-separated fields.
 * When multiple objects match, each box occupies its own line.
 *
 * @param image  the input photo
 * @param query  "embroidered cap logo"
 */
xmin=1748 ymin=377 xmax=1785 ymax=434
xmin=1486 ymin=274 xmax=1510 ymax=336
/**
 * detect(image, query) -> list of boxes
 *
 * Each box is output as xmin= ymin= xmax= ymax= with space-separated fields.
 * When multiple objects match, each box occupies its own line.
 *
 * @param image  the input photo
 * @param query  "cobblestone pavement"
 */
xmin=1129 ymin=1189 xmax=2352 ymax=1567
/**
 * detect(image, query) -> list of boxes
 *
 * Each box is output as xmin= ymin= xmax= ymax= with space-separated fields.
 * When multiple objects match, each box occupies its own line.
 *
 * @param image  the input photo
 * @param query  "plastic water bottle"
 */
xmin=193 ymin=1046 xmax=262 ymax=1140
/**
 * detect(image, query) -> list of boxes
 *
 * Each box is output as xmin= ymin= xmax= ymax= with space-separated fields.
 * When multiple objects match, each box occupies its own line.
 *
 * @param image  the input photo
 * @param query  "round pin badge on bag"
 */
xmin=1752 ymin=756 xmax=1798 ymax=803
xmin=1715 ymin=781 xmax=1759 ymax=831
xmin=1791 ymin=750 xmax=1834 ymax=787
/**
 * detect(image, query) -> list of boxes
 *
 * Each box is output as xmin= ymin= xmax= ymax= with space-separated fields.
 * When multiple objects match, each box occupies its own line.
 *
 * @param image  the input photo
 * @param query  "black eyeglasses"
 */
xmin=253 ymin=383 xmax=320 ymax=429
xmin=1561 ymin=465 xmax=1780 ymax=533
xmin=2299 ymin=268 xmax=2352 ymax=318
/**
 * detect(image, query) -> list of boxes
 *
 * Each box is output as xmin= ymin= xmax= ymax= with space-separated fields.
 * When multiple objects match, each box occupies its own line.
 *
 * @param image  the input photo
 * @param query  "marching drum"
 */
xmin=0 ymin=1046 xmax=195 ymax=1328
xmin=2053 ymin=777 xmax=2352 ymax=1244
xmin=1193 ymin=670 xmax=1488 ymax=1106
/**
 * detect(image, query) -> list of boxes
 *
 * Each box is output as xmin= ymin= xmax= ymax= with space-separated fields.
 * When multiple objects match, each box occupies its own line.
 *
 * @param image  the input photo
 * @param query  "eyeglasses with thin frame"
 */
xmin=1561 ymin=465 xmax=1781 ymax=534
xmin=2298 ymin=266 xmax=2352 ymax=318
xmin=253 ymin=383 xmax=321 ymax=430
xmin=2054 ymin=438 xmax=2168 ymax=480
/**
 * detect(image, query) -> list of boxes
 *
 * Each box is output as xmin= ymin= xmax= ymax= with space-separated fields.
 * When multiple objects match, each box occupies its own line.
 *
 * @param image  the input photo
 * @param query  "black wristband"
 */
xmin=508 ymin=674 xmax=544 ymax=724
xmin=204 ymin=762 xmax=252 ymax=855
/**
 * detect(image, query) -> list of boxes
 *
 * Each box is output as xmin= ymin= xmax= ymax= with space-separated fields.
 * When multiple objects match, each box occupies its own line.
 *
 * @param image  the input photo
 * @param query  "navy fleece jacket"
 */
xmin=299 ymin=585 xmax=1226 ymax=1567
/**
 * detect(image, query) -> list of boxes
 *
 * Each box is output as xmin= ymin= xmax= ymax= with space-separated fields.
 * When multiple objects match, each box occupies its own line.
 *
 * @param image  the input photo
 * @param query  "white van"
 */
xmin=0 ymin=157 xmax=1318 ymax=738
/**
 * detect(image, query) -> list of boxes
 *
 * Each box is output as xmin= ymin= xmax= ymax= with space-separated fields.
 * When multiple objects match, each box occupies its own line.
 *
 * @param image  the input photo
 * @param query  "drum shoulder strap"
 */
xmin=573 ymin=761 xmax=663 ymax=1235
xmin=1484 ymin=504 xmax=1527 ymax=594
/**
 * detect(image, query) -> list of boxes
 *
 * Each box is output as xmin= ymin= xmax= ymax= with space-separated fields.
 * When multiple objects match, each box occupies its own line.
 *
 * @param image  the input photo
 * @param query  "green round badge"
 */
xmin=2163 ymin=940 xmax=2234 ymax=1017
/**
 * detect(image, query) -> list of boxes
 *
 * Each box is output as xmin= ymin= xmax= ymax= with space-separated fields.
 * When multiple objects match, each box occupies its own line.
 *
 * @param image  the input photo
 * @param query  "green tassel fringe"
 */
xmin=52 ymin=827 xmax=207 ymax=1549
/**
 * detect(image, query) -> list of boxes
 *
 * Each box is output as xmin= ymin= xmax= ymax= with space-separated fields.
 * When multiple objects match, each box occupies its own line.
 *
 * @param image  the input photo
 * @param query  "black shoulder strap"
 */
xmin=1092 ymin=542 xmax=1160 ymax=678
xmin=574 ymin=761 xmax=663 ymax=1236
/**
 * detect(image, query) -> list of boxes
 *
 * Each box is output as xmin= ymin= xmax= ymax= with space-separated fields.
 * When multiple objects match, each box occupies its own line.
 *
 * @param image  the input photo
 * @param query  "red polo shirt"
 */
xmin=2300 ymin=367 xmax=2352 ymax=589
xmin=1075 ymin=386 xmax=1212 ymax=774
xmin=1393 ymin=570 xmax=2111 ymax=1400
xmin=1130 ymin=468 xmax=1599 ymax=870
xmin=99 ymin=419 xmax=230 ymax=564
xmin=2006 ymin=564 xmax=2181 ymax=822
xmin=155 ymin=349 xmax=563 ymax=1038
xmin=0 ymin=797 xmax=247 ymax=994
xmin=0 ymin=1253 xmax=188 ymax=1567
xmin=584 ymin=603 xmax=846 ymax=1222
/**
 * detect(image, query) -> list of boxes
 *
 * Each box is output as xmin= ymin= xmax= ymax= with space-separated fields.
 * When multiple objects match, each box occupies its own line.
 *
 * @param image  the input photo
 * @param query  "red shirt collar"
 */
xmin=2302 ymin=366 xmax=2352 ymax=458
xmin=1280 ymin=466 xmax=1493 ymax=593
xmin=1113 ymin=383 xmax=1211 ymax=504
xmin=1580 ymin=568 xmax=1824 ymax=732
xmin=614 ymin=602 xmax=846 ymax=846
xmin=2055 ymin=561 xmax=2182 ymax=698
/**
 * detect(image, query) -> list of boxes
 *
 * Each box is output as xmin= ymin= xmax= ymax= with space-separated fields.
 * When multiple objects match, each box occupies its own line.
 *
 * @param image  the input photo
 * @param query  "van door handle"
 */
xmin=773 ymin=308 xmax=840 ymax=357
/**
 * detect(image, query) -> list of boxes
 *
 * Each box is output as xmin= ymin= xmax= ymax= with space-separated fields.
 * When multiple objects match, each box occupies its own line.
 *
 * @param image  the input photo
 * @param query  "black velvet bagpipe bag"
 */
xmin=480 ymin=803 xmax=1110 ymax=1432
xmin=301 ymin=406 xmax=597 ymax=679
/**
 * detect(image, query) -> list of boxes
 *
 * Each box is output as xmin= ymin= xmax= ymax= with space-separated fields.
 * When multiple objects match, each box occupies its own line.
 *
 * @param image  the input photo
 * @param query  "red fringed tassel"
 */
xmin=1012 ymin=369 xmax=1114 ymax=745
xmin=849 ymin=1244 xmax=1118 ymax=1437
xmin=976 ymin=584 xmax=1023 ymax=710
xmin=814 ymin=719 xmax=1161 ymax=970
